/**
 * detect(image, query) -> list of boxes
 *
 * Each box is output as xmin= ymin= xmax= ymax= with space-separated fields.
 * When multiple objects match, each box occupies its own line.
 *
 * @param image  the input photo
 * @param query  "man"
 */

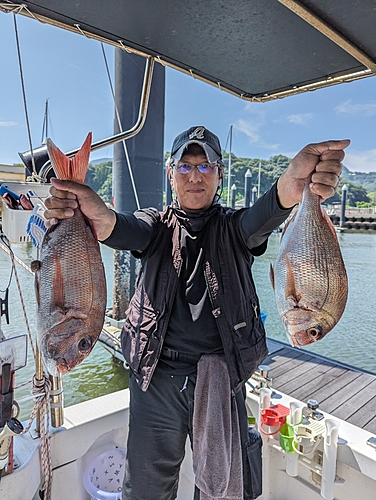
xmin=45 ymin=126 xmax=349 ymax=499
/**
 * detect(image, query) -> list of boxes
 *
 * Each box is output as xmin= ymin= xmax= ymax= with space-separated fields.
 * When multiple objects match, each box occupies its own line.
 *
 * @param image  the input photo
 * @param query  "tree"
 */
xmin=327 ymin=180 xmax=369 ymax=207
xmin=86 ymin=161 xmax=112 ymax=202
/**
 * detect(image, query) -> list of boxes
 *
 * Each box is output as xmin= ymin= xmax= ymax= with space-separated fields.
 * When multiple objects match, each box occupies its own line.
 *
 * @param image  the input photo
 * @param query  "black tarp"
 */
xmin=2 ymin=0 xmax=375 ymax=99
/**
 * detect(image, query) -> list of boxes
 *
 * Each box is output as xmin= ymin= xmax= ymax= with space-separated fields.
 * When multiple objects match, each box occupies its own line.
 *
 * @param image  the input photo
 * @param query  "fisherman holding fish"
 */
xmin=45 ymin=127 xmax=349 ymax=500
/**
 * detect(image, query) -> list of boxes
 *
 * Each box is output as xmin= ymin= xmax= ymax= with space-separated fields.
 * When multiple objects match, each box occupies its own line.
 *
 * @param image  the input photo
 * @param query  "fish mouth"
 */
xmin=43 ymin=358 xmax=59 ymax=377
xmin=56 ymin=358 xmax=70 ymax=374
xmin=290 ymin=326 xmax=324 ymax=347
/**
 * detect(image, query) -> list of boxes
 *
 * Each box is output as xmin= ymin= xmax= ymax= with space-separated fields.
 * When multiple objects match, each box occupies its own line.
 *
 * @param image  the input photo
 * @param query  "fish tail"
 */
xmin=47 ymin=132 xmax=92 ymax=184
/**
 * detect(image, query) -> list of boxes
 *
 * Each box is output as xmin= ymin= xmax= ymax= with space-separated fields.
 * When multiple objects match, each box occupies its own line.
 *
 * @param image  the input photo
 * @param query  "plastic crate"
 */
xmin=0 ymin=182 xmax=51 ymax=244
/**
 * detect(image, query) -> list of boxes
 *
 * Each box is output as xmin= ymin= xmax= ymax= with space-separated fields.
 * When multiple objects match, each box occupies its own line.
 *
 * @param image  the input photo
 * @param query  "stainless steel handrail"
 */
xmin=39 ymin=56 xmax=155 ymax=180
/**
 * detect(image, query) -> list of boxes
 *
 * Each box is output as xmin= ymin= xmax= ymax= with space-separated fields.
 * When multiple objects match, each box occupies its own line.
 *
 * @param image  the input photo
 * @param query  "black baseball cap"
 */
xmin=170 ymin=126 xmax=222 ymax=163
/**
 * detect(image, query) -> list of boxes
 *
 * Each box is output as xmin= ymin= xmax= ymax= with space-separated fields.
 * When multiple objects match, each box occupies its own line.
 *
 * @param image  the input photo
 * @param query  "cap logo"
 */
xmin=189 ymin=127 xmax=205 ymax=140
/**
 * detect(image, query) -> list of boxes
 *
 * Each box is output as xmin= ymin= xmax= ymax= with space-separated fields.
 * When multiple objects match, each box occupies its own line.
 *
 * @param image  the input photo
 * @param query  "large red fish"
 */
xmin=32 ymin=133 xmax=107 ymax=375
xmin=270 ymin=177 xmax=348 ymax=347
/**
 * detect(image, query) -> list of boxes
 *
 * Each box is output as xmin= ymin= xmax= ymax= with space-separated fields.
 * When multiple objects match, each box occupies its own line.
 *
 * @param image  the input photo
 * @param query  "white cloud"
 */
xmin=335 ymin=100 xmax=376 ymax=116
xmin=287 ymin=113 xmax=313 ymax=126
xmin=0 ymin=121 xmax=17 ymax=127
xmin=279 ymin=149 xmax=376 ymax=172
xmin=281 ymin=150 xmax=298 ymax=160
xmin=344 ymin=149 xmax=376 ymax=173
xmin=234 ymin=118 xmax=261 ymax=143
xmin=234 ymin=115 xmax=280 ymax=151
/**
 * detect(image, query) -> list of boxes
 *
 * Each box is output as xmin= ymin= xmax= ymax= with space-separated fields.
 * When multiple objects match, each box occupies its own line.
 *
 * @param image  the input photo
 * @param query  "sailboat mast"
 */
xmin=41 ymin=98 xmax=49 ymax=144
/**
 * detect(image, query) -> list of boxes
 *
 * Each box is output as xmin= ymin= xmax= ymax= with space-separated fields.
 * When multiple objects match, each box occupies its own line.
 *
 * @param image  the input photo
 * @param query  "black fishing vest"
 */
xmin=121 ymin=205 xmax=268 ymax=392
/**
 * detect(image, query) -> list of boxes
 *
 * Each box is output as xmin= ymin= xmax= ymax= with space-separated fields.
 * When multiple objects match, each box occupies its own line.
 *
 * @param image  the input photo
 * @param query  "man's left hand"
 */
xmin=277 ymin=139 xmax=351 ymax=209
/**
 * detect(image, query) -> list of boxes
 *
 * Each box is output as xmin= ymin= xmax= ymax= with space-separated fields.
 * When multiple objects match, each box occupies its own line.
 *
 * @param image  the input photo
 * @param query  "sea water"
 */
xmin=1 ymin=233 xmax=375 ymax=422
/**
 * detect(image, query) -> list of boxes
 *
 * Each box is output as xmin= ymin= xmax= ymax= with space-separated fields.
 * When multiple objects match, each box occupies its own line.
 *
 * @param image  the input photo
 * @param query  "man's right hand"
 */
xmin=44 ymin=178 xmax=116 ymax=241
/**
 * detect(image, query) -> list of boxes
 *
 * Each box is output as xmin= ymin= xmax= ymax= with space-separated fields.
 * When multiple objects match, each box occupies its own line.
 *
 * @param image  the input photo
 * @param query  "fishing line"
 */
xmin=13 ymin=13 xmax=37 ymax=178
xmin=0 ymin=235 xmax=14 ymax=292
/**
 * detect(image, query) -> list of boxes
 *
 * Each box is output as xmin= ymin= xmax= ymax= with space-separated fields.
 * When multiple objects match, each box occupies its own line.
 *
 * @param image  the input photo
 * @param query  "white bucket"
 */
xmin=83 ymin=448 xmax=126 ymax=500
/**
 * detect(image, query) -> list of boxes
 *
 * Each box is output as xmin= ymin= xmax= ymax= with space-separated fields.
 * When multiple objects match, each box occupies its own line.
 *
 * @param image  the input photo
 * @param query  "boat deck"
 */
xmin=266 ymin=338 xmax=376 ymax=434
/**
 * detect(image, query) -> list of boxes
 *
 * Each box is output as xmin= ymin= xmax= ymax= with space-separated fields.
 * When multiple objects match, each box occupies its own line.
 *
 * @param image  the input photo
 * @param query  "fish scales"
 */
xmin=271 ymin=179 xmax=348 ymax=347
xmin=33 ymin=133 xmax=107 ymax=375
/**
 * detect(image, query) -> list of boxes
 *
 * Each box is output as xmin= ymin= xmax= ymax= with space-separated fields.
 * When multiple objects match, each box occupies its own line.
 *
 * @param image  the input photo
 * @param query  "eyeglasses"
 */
xmin=174 ymin=162 xmax=218 ymax=174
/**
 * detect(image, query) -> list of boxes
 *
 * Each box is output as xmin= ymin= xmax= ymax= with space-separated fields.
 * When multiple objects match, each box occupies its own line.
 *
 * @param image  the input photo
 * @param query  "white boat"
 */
xmin=2 ymin=356 xmax=376 ymax=499
xmin=1 ymin=2 xmax=376 ymax=499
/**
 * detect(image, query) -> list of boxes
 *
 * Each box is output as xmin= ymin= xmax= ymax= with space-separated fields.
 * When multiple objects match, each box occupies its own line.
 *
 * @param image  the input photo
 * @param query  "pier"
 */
xmin=329 ymin=214 xmax=376 ymax=231
xmin=265 ymin=338 xmax=376 ymax=434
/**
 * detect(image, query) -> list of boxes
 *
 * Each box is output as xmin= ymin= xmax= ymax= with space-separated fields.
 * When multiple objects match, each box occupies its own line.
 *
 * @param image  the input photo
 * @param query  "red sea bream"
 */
xmin=270 ymin=178 xmax=348 ymax=347
xmin=32 ymin=133 xmax=107 ymax=375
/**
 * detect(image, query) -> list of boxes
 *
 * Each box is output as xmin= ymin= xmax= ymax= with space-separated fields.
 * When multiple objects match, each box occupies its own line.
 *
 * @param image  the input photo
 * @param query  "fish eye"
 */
xmin=78 ymin=336 xmax=92 ymax=353
xmin=307 ymin=326 xmax=323 ymax=339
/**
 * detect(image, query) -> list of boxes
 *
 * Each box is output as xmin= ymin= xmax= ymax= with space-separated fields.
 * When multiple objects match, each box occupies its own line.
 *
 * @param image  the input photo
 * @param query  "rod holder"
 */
xmin=282 ymin=402 xmax=304 ymax=477
xmin=292 ymin=418 xmax=325 ymax=456
xmin=321 ymin=418 xmax=340 ymax=500
xmin=0 ymin=417 xmax=23 ymax=472
xmin=260 ymin=404 xmax=290 ymax=436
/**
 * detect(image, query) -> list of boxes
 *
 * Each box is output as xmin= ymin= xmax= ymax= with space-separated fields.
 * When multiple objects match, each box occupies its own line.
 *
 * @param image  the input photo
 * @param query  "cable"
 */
xmin=13 ymin=13 xmax=37 ymax=177
xmin=101 ymin=43 xmax=141 ymax=209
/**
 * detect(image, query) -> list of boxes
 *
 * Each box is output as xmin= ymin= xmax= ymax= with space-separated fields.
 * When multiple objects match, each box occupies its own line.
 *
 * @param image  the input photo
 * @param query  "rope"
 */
xmin=0 ymin=236 xmax=53 ymax=497
xmin=22 ymin=374 xmax=52 ymax=500
xmin=0 ymin=238 xmax=33 ymax=274
xmin=5 ymin=14 xmax=54 ymax=496
xmin=0 ymin=235 xmax=37 ymax=359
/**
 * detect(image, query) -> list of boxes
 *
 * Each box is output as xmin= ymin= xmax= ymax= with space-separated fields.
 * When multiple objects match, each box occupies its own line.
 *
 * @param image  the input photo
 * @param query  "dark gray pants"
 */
xmin=122 ymin=365 xmax=260 ymax=500
xmin=122 ymin=366 xmax=200 ymax=500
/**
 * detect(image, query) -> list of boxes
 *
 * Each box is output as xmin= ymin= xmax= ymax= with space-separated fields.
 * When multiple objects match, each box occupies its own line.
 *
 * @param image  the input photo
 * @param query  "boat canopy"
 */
xmin=1 ymin=0 xmax=376 ymax=102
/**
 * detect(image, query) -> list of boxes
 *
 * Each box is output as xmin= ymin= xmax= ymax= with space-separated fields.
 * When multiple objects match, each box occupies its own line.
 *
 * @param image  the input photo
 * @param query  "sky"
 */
xmin=1 ymin=11 xmax=376 ymax=172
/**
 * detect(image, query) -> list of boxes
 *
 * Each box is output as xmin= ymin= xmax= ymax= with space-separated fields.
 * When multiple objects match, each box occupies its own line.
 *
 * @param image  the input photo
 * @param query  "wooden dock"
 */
xmin=265 ymin=338 xmax=376 ymax=434
xmin=98 ymin=329 xmax=376 ymax=434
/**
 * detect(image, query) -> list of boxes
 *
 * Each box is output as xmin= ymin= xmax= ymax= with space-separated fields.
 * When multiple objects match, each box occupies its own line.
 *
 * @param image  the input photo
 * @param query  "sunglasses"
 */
xmin=174 ymin=162 xmax=218 ymax=174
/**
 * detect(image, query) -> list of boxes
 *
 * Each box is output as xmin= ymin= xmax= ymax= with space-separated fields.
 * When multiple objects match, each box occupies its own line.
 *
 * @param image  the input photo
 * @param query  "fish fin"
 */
xmin=270 ymin=263 xmax=275 ymax=290
xmin=47 ymin=132 xmax=92 ymax=183
xmin=52 ymin=251 xmax=65 ymax=310
xmin=65 ymin=310 xmax=89 ymax=320
xmin=280 ymin=210 xmax=297 ymax=240
xmin=284 ymin=255 xmax=298 ymax=302
xmin=321 ymin=205 xmax=338 ymax=239
xmin=71 ymin=132 xmax=92 ymax=184
xmin=34 ymin=273 xmax=40 ymax=308
xmin=47 ymin=139 xmax=71 ymax=181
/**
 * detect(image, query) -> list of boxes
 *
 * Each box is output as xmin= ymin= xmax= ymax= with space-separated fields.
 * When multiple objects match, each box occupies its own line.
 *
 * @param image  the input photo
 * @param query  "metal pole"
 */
xmin=244 ymin=169 xmax=252 ymax=208
xmin=227 ymin=125 xmax=233 ymax=206
xmin=252 ymin=186 xmax=257 ymax=205
xmin=49 ymin=373 xmax=64 ymax=428
xmin=231 ymin=184 xmax=237 ymax=208
xmin=112 ymin=51 xmax=164 ymax=321
xmin=257 ymin=161 xmax=261 ymax=198
xmin=35 ymin=247 xmax=44 ymax=436
xmin=34 ymin=344 xmax=43 ymax=436
xmin=340 ymin=184 xmax=348 ymax=228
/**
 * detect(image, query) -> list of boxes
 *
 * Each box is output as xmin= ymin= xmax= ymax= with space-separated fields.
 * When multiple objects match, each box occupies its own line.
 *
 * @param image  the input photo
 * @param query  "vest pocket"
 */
xmin=232 ymin=302 xmax=268 ymax=380
xmin=122 ymin=290 xmax=164 ymax=372
xmin=232 ymin=301 xmax=263 ymax=348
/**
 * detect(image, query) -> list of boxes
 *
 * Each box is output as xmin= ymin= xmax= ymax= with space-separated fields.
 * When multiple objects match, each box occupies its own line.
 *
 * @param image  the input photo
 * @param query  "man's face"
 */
xmin=169 ymin=146 xmax=222 ymax=212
